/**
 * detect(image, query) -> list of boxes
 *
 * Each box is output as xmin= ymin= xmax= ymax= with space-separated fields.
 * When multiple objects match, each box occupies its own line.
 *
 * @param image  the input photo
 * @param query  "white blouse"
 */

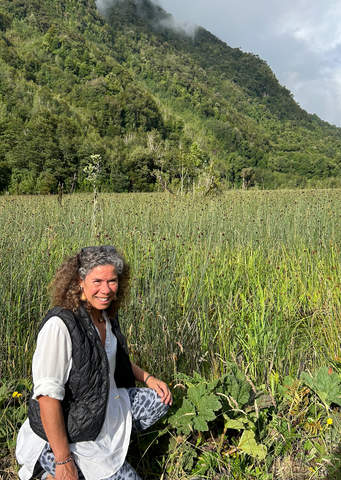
xmin=16 ymin=314 xmax=132 ymax=480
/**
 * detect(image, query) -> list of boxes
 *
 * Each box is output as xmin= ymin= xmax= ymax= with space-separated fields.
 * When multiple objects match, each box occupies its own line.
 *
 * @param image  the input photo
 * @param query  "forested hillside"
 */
xmin=0 ymin=0 xmax=340 ymax=193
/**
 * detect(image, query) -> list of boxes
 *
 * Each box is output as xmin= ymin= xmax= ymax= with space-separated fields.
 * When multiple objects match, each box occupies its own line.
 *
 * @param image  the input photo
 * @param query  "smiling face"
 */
xmin=79 ymin=264 xmax=119 ymax=312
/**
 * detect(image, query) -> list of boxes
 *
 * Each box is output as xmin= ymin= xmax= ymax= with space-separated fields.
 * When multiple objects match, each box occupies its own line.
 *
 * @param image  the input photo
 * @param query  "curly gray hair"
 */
xmin=78 ymin=246 xmax=125 ymax=279
xmin=50 ymin=245 xmax=130 ymax=314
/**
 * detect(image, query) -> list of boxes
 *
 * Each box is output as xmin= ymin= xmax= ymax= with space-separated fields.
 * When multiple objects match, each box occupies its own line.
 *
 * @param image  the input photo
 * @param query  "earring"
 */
xmin=80 ymin=287 xmax=87 ymax=302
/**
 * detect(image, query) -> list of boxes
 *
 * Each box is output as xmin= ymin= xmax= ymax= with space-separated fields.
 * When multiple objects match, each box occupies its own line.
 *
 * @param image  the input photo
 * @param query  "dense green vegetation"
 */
xmin=0 ymin=0 xmax=341 ymax=194
xmin=2 ymin=190 xmax=341 ymax=479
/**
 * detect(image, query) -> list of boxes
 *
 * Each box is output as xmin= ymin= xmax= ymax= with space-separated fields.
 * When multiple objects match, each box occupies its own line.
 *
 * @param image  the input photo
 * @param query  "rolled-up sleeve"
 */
xmin=32 ymin=316 xmax=72 ymax=401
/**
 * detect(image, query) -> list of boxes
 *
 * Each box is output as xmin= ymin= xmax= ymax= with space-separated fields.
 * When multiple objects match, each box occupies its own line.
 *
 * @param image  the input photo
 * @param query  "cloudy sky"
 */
xmin=157 ymin=0 xmax=341 ymax=127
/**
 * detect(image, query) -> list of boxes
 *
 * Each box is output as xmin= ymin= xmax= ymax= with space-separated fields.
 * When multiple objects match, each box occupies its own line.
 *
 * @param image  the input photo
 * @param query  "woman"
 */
xmin=16 ymin=245 xmax=172 ymax=480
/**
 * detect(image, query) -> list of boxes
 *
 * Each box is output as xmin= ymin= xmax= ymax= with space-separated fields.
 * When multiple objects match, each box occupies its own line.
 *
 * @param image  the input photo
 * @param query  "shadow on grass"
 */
xmin=127 ymin=425 xmax=172 ymax=480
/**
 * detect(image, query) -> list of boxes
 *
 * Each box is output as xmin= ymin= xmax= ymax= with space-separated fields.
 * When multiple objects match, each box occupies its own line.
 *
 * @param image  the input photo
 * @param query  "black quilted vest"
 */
xmin=28 ymin=304 xmax=135 ymax=443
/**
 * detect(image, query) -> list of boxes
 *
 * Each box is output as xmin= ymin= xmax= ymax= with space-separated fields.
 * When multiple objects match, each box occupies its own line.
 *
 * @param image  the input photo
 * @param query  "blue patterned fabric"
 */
xmin=38 ymin=387 xmax=169 ymax=480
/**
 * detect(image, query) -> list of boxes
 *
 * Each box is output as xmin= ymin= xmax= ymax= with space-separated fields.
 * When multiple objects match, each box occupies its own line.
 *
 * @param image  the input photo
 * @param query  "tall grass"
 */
xmin=1 ymin=190 xmax=341 ymax=387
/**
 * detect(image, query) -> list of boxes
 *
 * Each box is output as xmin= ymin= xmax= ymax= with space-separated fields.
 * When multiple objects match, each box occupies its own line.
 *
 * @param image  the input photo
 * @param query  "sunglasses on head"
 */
xmin=81 ymin=245 xmax=117 ymax=254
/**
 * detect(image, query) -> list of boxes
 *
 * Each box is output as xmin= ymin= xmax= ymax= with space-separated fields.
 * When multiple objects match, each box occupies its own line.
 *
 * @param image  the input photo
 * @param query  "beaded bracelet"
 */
xmin=144 ymin=374 xmax=153 ymax=385
xmin=54 ymin=453 xmax=73 ymax=466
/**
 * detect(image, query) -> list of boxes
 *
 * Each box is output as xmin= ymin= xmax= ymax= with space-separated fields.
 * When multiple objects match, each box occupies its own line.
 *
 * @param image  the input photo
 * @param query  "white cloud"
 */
xmin=96 ymin=0 xmax=198 ymax=37
xmin=276 ymin=0 xmax=341 ymax=53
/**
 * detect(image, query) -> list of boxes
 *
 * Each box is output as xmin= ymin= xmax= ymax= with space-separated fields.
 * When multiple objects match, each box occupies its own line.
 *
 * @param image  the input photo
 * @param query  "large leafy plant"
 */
xmin=301 ymin=366 xmax=341 ymax=408
xmin=168 ymin=372 xmax=222 ymax=435
xmin=168 ymin=364 xmax=268 ymax=461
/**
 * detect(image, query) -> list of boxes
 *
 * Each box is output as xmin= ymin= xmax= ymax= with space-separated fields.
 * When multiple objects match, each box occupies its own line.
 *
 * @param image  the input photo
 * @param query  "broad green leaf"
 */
xmin=193 ymin=414 xmax=209 ymax=432
xmin=316 ymin=368 xmax=341 ymax=406
xmin=197 ymin=395 xmax=221 ymax=416
xmin=302 ymin=367 xmax=341 ymax=407
xmin=329 ymin=394 xmax=341 ymax=407
xmin=224 ymin=415 xmax=255 ymax=431
xmin=219 ymin=368 xmax=251 ymax=408
xmin=168 ymin=398 xmax=195 ymax=435
xmin=206 ymin=378 xmax=220 ymax=393
xmin=316 ymin=366 xmax=331 ymax=387
xmin=193 ymin=371 xmax=203 ymax=383
xmin=301 ymin=372 xmax=314 ymax=388
xmin=223 ymin=418 xmax=246 ymax=431
xmin=168 ymin=398 xmax=195 ymax=422
xmin=200 ymin=408 xmax=217 ymax=423
xmin=227 ymin=377 xmax=239 ymax=400
xmin=315 ymin=390 xmax=331 ymax=406
xmin=235 ymin=382 xmax=251 ymax=406
xmin=238 ymin=430 xmax=267 ymax=460
xmin=187 ymin=384 xmax=207 ymax=406
xmin=282 ymin=375 xmax=295 ymax=388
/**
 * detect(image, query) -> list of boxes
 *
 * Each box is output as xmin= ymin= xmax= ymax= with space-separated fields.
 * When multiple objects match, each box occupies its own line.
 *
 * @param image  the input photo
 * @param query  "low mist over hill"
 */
xmin=0 ymin=0 xmax=340 ymax=193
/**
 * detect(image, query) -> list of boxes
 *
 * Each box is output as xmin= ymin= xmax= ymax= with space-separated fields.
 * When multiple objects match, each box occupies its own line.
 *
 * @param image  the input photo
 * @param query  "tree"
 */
xmin=181 ymin=142 xmax=209 ymax=195
xmin=241 ymin=167 xmax=255 ymax=189
xmin=84 ymin=154 xmax=102 ymax=238
xmin=37 ymin=171 xmax=57 ymax=194
xmin=0 ymin=161 xmax=11 ymax=192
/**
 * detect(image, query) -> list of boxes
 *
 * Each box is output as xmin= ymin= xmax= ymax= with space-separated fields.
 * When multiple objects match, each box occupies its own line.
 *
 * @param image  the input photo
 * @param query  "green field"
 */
xmin=1 ymin=190 xmax=341 ymax=479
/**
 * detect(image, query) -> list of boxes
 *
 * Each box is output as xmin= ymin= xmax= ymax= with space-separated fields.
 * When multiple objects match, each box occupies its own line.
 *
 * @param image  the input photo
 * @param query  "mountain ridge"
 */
xmin=0 ymin=0 xmax=340 ymax=193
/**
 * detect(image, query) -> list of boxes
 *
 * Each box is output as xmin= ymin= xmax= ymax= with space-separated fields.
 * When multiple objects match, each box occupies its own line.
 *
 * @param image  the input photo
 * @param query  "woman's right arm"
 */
xmin=38 ymin=396 xmax=78 ymax=480
xmin=33 ymin=317 xmax=75 ymax=479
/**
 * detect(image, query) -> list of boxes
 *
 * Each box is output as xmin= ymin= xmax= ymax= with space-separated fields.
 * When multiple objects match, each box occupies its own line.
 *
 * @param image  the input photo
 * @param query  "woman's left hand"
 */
xmin=145 ymin=376 xmax=172 ymax=405
xmin=130 ymin=362 xmax=173 ymax=405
